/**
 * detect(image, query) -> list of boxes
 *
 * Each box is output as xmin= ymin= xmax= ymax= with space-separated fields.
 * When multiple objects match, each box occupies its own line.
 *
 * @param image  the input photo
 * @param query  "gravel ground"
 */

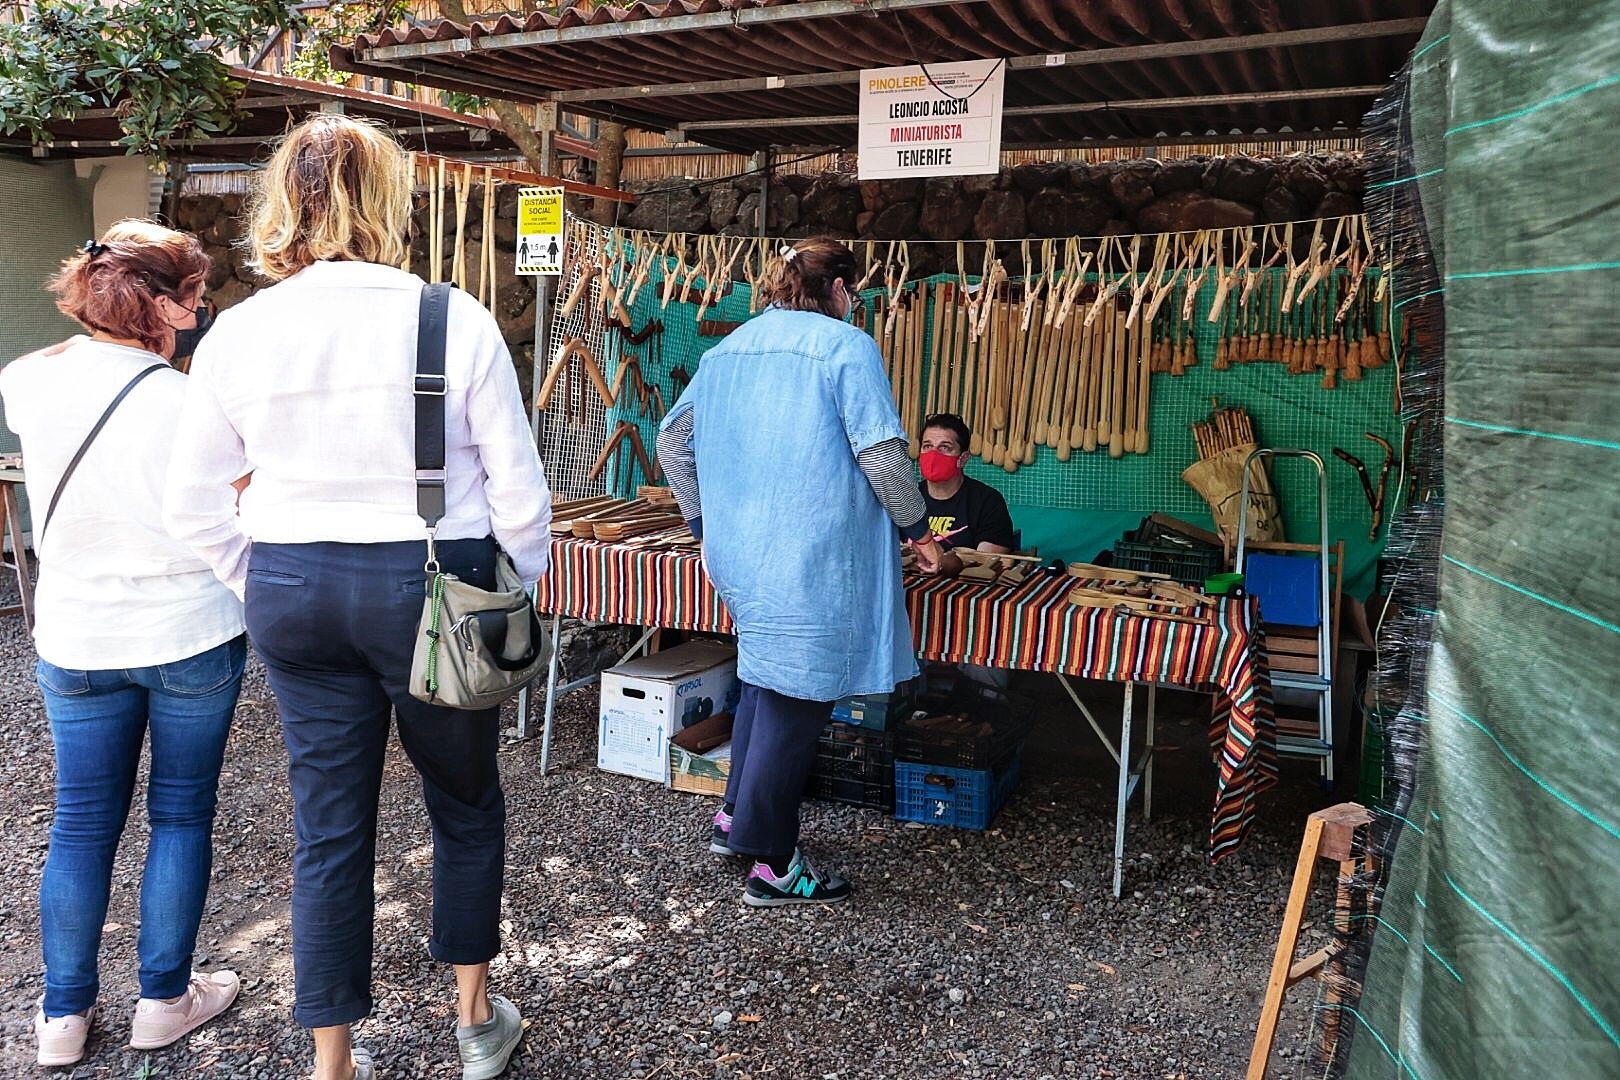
xmin=0 ymin=594 xmax=1337 ymax=1080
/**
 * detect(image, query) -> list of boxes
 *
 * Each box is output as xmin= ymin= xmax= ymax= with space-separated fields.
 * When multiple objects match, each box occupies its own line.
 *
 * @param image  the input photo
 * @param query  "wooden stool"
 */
xmin=0 ymin=473 xmax=33 ymax=631
xmin=1247 ymin=802 xmax=1374 ymax=1079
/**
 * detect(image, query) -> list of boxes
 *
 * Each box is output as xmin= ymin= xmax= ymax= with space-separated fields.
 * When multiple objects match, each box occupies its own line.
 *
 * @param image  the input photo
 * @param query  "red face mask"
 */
xmin=919 ymin=450 xmax=965 ymax=483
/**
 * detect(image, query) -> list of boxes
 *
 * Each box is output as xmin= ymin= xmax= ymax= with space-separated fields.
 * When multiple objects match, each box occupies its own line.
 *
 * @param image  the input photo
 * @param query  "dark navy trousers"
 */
xmin=245 ymin=538 xmax=505 ymax=1030
xmin=723 ymin=682 xmax=834 ymax=860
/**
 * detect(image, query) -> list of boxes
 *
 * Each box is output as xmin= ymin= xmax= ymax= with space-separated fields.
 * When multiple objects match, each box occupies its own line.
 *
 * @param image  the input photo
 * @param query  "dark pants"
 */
xmin=246 ymin=538 xmax=505 ymax=1030
xmin=723 ymin=682 xmax=834 ymax=861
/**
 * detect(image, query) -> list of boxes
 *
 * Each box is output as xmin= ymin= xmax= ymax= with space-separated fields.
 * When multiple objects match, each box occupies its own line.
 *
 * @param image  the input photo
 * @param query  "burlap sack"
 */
xmin=1181 ymin=442 xmax=1284 ymax=546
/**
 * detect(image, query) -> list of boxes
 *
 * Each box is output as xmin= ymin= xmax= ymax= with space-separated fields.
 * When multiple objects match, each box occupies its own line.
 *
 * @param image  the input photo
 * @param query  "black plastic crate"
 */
xmin=896 ymin=680 xmax=1029 ymax=770
xmin=807 ymin=722 xmax=895 ymax=810
xmin=1110 ymin=538 xmax=1222 ymax=586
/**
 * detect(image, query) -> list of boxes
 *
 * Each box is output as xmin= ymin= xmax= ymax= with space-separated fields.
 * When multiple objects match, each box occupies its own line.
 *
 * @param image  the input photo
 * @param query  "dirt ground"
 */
xmin=0 ymin=602 xmax=1339 ymax=1079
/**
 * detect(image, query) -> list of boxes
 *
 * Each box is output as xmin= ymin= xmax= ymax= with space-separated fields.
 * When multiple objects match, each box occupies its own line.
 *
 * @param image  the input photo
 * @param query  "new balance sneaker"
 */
xmin=35 ymin=1003 xmax=94 ymax=1067
xmin=743 ymin=851 xmax=852 ymax=907
xmin=457 ymin=994 xmax=523 ymax=1080
xmin=709 ymin=808 xmax=737 ymax=857
xmin=129 ymin=970 xmax=240 ymax=1050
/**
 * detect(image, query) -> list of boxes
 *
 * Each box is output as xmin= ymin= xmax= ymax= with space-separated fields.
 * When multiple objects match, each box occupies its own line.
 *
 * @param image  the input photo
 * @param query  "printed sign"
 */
xmin=857 ymin=59 xmax=1005 ymax=180
xmin=515 ymin=186 xmax=564 ymax=276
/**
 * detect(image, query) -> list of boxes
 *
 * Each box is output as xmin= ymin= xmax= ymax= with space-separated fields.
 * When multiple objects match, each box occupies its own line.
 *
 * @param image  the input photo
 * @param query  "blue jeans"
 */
xmin=36 ymin=636 xmax=246 ymax=1018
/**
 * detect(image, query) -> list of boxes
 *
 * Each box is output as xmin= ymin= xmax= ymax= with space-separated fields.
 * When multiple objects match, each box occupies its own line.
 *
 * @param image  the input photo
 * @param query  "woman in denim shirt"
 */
xmin=658 ymin=238 xmax=946 ymax=906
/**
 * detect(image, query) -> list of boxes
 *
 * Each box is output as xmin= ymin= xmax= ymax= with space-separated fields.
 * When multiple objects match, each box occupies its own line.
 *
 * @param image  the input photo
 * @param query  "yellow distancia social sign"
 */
xmin=515 ymin=187 xmax=564 ymax=276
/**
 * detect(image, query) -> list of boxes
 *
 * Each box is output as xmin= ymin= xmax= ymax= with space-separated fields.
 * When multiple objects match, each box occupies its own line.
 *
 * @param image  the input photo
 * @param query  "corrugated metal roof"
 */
xmin=334 ymin=0 xmax=1434 ymax=153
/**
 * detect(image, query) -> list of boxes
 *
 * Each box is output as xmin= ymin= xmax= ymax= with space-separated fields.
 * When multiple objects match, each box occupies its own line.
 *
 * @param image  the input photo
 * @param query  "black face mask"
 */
xmin=170 ymin=305 xmax=214 ymax=360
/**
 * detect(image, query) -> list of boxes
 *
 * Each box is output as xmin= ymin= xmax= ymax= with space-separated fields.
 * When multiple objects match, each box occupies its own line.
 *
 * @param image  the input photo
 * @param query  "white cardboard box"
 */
xmin=598 ymin=640 xmax=739 ymax=783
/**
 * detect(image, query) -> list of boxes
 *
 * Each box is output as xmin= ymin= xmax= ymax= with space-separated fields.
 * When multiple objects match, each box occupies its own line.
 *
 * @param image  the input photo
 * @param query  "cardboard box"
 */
xmin=598 ymin=640 xmax=739 ymax=783
xmin=669 ymin=710 xmax=735 ymax=797
xmin=670 ymin=741 xmax=732 ymax=797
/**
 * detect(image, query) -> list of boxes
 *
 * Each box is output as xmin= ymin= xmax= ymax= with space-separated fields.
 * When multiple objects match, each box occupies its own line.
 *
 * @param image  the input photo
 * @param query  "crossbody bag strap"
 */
xmin=39 ymin=362 xmax=167 ymax=548
xmin=415 ymin=283 xmax=453 ymax=550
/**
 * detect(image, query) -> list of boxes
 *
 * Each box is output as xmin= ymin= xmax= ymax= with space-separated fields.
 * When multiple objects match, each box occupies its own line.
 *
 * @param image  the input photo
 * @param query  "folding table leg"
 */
xmin=1113 ymin=682 xmax=1135 ymax=899
xmin=1144 ymin=683 xmax=1156 ymax=822
xmin=539 ymin=612 xmax=563 ymax=775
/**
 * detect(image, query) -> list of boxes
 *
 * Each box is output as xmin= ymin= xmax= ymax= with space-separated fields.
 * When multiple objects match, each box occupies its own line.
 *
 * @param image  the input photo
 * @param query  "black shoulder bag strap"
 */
xmin=39 ymin=362 xmax=166 ymax=548
xmin=415 ymin=283 xmax=453 ymax=569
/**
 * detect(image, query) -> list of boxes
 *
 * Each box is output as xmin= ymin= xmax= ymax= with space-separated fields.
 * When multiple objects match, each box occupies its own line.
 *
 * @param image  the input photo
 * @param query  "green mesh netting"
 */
xmin=1332 ymin=4 xmax=1620 ymax=1078
xmin=600 ymin=258 xmax=1398 ymax=594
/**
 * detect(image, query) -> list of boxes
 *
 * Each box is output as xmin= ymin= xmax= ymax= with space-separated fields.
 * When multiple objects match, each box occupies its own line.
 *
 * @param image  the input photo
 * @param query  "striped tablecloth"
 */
xmin=538 ymin=536 xmax=1276 ymax=862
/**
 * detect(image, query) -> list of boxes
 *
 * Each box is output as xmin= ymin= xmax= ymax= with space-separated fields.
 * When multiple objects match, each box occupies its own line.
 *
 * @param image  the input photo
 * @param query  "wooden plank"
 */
xmin=1269 ymin=653 xmax=1321 ymax=673
xmin=1286 ymin=947 xmax=1331 ymax=986
xmin=1248 ymin=814 xmax=1325 ymax=1080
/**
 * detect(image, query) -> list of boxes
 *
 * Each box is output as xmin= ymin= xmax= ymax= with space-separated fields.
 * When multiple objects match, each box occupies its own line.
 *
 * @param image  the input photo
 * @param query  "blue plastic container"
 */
xmin=894 ymin=749 xmax=1022 ymax=830
xmin=1244 ymin=552 xmax=1322 ymax=627
xmin=831 ymin=687 xmax=914 ymax=732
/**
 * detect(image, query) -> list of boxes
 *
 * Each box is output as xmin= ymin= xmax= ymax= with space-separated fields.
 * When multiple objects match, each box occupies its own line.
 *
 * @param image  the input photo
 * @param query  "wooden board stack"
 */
xmin=550 ymin=490 xmax=683 ymax=542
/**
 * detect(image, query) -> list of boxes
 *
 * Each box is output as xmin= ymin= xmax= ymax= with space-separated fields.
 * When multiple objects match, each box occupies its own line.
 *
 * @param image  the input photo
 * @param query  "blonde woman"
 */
xmin=164 ymin=116 xmax=552 ymax=1080
xmin=1 ymin=221 xmax=245 ymax=1067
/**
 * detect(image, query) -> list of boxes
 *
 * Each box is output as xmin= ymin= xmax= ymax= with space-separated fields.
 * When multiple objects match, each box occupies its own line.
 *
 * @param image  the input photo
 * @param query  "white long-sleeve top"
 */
xmin=0 ymin=339 xmax=244 ymax=669
xmin=164 ymin=260 xmax=552 ymax=596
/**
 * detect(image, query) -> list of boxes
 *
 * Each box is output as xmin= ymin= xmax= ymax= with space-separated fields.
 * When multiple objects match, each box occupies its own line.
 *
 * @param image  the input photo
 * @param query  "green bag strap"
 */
xmin=424 ymin=572 xmax=448 ymax=695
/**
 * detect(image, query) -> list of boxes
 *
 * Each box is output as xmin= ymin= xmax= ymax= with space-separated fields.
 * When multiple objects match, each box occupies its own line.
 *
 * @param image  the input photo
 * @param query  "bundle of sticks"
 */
xmin=1191 ymin=402 xmax=1257 ymax=460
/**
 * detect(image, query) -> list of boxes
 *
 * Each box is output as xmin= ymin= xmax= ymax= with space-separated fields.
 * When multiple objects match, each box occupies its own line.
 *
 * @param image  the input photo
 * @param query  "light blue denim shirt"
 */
xmin=659 ymin=307 xmax=918 ymax=702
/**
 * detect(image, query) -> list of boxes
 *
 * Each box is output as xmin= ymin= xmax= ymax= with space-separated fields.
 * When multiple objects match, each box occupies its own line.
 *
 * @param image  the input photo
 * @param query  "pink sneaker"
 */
xmin=129 ymin=970 xmax=241 ymax=1050
xmin=35 ymin=1003 xmax=94 ymax=1067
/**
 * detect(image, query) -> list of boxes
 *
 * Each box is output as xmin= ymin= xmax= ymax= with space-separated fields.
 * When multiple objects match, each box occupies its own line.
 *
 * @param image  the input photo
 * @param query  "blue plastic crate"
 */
xmin=832 ymin=687 xmax=915 ymax=732
xmin=894 ymin=749 xmax=1022 ymax=830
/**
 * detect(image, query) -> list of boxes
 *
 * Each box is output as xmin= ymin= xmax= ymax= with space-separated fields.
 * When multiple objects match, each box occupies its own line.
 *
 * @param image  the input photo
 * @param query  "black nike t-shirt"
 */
xmin=920 ymin=476 xmax=1016 ymax=550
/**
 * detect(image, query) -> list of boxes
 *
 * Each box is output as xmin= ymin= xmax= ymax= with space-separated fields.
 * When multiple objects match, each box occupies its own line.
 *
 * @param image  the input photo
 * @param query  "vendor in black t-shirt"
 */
xmin=918 ymin=413 xmax=1016 ymax=575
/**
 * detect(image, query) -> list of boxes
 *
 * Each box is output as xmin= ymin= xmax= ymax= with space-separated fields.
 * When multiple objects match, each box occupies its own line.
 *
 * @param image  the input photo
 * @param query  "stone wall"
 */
xmin=176 ymin=187 xmax=596 ymax=368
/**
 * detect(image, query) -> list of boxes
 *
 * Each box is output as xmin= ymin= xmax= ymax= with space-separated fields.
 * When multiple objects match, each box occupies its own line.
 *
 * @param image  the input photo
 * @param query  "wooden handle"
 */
xmin=535 ymin=338 xmax=584 ymax=410
xmin=1135 ymin=309 xmax=1152 ymax=454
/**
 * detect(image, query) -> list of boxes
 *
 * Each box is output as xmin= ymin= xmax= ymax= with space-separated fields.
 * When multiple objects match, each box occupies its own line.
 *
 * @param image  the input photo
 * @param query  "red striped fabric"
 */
xmin=537 ymin=538 xmax=1276 ymax=862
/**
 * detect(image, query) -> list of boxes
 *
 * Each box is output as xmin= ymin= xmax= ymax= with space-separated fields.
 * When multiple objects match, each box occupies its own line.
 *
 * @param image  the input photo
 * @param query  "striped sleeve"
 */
xmin=655 ymin=406 xmax=702 ymax=537
xmin=856 ymin=437 xmax=930 ymax=541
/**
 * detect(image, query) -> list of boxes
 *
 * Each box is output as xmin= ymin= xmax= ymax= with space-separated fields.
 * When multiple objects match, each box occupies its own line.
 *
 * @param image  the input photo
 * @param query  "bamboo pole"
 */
xmin=1135 ymin=307 xmax=1153 ymax=453
xmin=1109 ymin=310 xmax=1127 ymax=459
xmin=452 ymin=161 xmax=471 ymax=289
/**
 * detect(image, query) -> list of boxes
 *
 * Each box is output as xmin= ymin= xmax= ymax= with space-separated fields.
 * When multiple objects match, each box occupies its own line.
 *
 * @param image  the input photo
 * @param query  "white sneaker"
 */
xmin=35 ymin=1003 xmax=94 ymax=1067
xmin=129 ymin=969 xmax=241 ymax=1050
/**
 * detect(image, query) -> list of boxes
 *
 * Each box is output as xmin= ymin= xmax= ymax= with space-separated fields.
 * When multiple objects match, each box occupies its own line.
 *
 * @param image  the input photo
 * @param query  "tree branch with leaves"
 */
xmin=0 ymin=0 xmax=303 ymax=156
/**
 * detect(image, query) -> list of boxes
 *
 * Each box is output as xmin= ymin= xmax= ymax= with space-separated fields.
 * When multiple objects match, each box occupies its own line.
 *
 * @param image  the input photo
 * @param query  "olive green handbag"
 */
xmin=407 ymin=283 xmax=552 ymax=710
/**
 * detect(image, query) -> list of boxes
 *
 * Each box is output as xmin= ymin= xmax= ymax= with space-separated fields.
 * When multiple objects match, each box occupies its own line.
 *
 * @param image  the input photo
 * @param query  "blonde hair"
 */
xmin=247 ymin=115 xmax=412 ymax=281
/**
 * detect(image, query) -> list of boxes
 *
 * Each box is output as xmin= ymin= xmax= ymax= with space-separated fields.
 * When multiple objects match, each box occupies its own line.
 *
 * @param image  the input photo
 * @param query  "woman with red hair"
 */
xmin=0 ymin=219 xmax=245 ymax=1067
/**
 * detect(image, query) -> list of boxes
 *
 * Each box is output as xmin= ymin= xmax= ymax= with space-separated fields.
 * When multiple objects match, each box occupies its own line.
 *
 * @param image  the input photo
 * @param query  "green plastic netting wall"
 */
xmin=1331 ymin=3 xmax=1620 ymax=1078
xmin=597 ymin=255 xmax=1400 ymax=594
